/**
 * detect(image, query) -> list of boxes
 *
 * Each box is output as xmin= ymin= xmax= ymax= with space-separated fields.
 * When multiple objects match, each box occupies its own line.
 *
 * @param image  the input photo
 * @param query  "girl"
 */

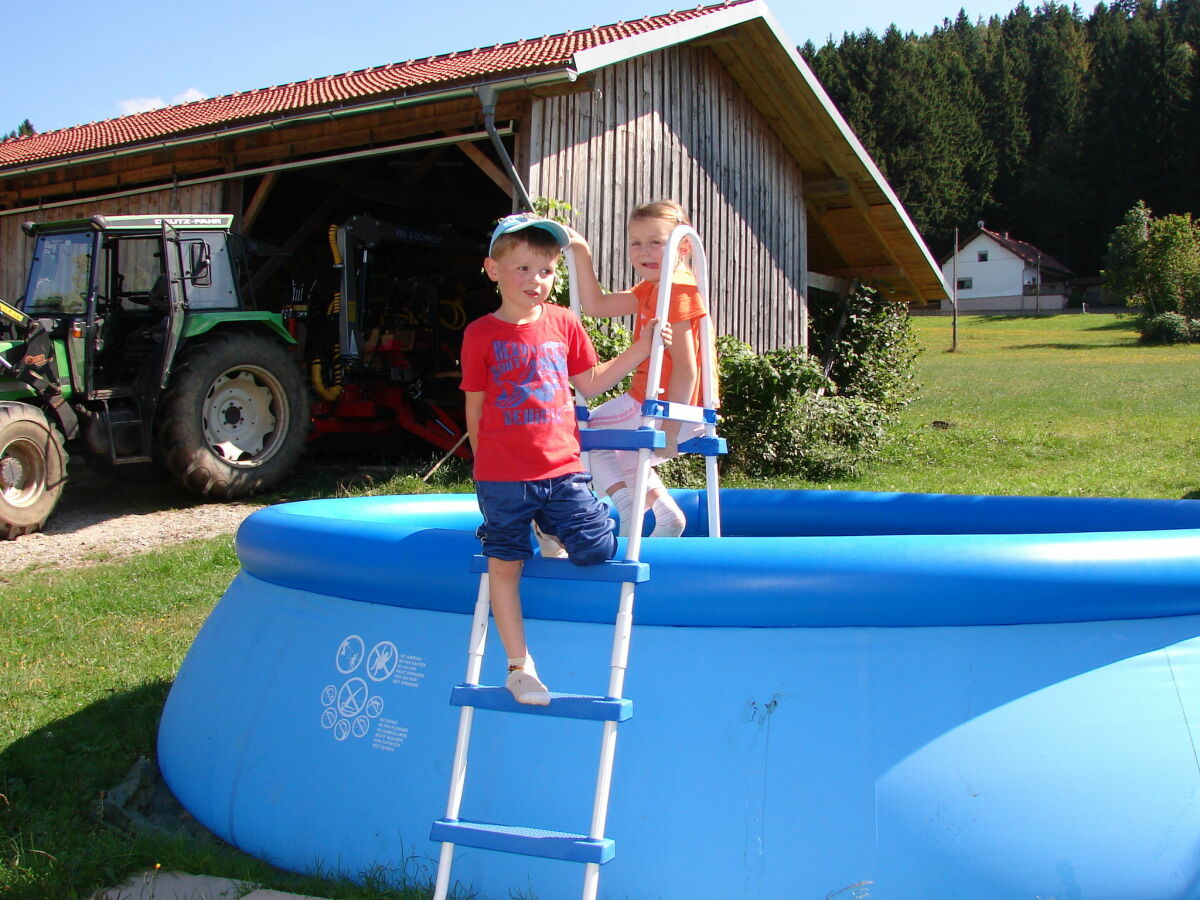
xmin=567 ymin=200 xmax=714 ymax=538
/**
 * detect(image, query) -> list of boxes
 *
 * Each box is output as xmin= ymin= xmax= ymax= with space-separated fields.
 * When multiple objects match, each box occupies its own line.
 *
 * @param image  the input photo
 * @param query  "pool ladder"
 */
xmin=431 ymin=225 xmax=725 ymax=900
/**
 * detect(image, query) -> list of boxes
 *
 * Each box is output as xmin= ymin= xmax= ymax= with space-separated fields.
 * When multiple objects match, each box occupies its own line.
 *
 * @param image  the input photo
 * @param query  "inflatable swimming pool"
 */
xmin=158 ymin=489 xmax=1200 ymax=899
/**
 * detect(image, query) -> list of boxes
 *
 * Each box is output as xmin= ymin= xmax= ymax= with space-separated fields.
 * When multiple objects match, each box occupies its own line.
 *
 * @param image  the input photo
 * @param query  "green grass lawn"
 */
xmin=4 ymin=312 xmax=1199 ymax=898
xmin=777 ymin=312 xmax=1200 ymax=499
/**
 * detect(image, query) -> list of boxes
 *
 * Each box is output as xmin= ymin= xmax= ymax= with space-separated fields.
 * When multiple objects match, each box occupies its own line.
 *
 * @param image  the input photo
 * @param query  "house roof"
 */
xmin=0 ymin=0 xmax=948 ymax=302
xmin=946 ymin=227 xmax=1075 ymax=278
xmin=0 ymin=5 xmax=734 ymax=170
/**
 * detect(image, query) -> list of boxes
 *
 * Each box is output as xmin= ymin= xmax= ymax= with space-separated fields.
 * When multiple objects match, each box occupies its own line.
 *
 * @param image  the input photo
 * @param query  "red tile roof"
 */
xmin=979 ymin=228 xmax=1074 ymax=276
xmin=0 ymin=2 xmax=746 ymax=171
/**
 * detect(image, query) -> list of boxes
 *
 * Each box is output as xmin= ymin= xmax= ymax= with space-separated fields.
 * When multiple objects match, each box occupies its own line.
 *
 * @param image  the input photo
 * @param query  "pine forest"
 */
xmin=802 ymin=0 xmax=1200 ymax=275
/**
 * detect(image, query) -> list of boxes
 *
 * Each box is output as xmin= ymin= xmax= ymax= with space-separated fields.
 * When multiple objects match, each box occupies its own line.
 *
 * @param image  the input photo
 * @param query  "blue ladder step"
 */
xmin=430 ymin=818 xmax=615 ymax=864
xmin=450 ymin=684 xmax=633 ymax=721
xmin=579 ymin=427 xmax=664 ymax=452
xmin=678 ymin=435 xmax=727 ymax=455
xmin=469 ymin=554 xmax=649 ymax=583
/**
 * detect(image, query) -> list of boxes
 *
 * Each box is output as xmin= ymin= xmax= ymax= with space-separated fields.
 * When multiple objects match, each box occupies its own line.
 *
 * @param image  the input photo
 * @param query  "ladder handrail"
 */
xmin=643 ymin=224 xmax=721 ymax=537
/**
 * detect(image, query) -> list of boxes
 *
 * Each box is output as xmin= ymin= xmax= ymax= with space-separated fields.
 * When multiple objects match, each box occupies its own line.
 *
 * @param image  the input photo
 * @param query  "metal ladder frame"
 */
xmin=432 ymin=224 xmax=723 ymax=900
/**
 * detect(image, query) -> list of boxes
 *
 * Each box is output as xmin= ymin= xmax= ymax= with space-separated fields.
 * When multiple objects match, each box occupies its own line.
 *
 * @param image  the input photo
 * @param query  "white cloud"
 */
xmin=117 ymin=87 xmax=207 ymax=116
xmin=118 ymin=96 xmax=166 ymax=116
xmin=172 ymin=87 xmax=206 ymax=105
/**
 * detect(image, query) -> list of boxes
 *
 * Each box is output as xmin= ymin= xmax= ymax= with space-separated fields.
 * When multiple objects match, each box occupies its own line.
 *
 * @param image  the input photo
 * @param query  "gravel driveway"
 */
xmin=0 ymin=465 xmax=261 ymax=576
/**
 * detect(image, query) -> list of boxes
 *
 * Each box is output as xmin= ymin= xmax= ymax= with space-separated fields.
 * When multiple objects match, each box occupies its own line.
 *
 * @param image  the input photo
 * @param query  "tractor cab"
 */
xmin=19 ymin=215 xmax=236 ymax=406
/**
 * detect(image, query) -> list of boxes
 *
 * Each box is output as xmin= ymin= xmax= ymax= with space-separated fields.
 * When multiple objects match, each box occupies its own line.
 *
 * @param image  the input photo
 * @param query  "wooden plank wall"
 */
xmin=0 ymin=181 xmax=225 ymax=302
xmin=528 ymin=44 xmax=807 ymax=351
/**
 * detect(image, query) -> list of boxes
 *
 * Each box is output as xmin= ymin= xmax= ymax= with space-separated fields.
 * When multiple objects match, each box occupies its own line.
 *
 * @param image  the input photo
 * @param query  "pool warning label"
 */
xmin=320 ymin=633 xmax=426 ymax=746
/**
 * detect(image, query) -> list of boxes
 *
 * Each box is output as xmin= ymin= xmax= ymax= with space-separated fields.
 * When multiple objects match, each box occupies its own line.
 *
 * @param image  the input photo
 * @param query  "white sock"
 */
xmin=610 ymin=487 xmax=637 ymax=538
xmin=508 ymin=654 xmax=537 ymax=675
xmin=506 ymin=654 xmax=549 ymax=705
xmin=650 ymin=495 xmax=686 ymax=537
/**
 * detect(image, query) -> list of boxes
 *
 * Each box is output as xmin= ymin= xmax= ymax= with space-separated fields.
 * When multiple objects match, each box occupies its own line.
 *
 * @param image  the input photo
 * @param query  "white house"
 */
xmin=940 ymin=225 xmax=1075 ymax=313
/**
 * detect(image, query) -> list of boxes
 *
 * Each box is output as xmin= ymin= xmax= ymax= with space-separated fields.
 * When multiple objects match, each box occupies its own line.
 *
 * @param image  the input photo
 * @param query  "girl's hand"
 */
xmin=562 ymin=225 xmax=590 ymax=255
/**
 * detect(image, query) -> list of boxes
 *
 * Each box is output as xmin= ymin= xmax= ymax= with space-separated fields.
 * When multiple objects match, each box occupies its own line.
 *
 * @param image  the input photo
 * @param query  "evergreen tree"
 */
xmin=2 ymin=119 xmax=35 ymax=140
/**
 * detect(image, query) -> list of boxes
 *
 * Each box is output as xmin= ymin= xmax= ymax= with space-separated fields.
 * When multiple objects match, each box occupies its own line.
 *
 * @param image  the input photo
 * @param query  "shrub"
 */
xmin=811 ymin=285 xmax=921 ymax=412
xmin=1138 ymin=311 xmax=1193 ymax=345
xmin=711 ymin=336 xmax=888 ymax=479
xmin=1104 ymin=200 xmax=1200 ymax=318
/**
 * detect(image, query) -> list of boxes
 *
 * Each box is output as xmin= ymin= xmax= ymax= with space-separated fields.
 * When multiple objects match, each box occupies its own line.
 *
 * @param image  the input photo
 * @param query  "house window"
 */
xmin=957 ymin=277 xmax=973 ymax=290
xmin=977 ymin=251 xmax=989 ymax=262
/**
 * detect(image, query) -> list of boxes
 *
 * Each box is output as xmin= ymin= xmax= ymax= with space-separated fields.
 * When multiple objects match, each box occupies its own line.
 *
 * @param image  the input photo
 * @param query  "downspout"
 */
xmin=475 ymin=84 xmax=534 ymax=213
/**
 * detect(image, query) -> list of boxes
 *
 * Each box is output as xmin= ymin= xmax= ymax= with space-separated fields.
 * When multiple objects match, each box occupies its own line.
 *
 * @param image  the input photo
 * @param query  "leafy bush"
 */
xmin=1138 ymin=311 xmax=1194 ymax=345
xmin=1104 ymin=200 xmax=1200 ymax=318
xmin=710 ymin=336 xmax=889 ymax=479
xmin=809 ymin=284 xmax=921 ymax=412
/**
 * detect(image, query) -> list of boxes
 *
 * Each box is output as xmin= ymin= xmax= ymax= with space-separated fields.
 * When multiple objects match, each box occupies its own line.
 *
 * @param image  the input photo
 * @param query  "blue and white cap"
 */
xmin=488 ymin=213 xmax=570 ymax=255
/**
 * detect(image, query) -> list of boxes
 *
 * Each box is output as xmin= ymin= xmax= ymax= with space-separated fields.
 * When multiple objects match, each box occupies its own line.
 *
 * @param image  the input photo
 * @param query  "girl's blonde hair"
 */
xmin=629 ymin=199 xmax=691 ymax=229
xmin=630 ymin=199 xmax=693 ymax=270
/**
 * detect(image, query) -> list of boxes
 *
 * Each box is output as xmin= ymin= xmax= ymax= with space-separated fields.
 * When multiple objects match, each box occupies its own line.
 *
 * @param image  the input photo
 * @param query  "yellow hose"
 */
xmin=311 ymin=259 xmax=345 ymax=401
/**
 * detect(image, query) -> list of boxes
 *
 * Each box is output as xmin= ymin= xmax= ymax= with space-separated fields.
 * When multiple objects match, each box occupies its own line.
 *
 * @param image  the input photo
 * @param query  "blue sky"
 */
xmin=3 ymin=0 xmax=1022 ymax=135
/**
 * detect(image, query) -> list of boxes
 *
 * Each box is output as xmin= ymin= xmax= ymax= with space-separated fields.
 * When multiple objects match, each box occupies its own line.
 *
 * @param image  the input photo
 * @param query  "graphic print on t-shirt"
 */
xmin=492 ymin=339 xmax=570 ymax=423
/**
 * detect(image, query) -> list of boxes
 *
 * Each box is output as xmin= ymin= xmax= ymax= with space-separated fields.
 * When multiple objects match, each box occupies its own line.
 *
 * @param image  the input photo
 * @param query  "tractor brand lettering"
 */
xmin=153 ymin=217 xmax=225 ymax=226
xmin=23 ymin=354 xmax=48 ymax=367
xmin=393 ymin=227 xmax=443 ymax=245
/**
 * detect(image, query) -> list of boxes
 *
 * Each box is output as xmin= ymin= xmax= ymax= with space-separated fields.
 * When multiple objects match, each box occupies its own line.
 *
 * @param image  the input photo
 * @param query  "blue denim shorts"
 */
xmin=475 ymin=473 xmax=616 ymax=565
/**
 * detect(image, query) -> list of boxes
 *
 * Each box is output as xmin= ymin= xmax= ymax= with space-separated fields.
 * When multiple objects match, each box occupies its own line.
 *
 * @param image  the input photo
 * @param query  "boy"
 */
xmin=460 ymin=213 xmax=668 ymax=704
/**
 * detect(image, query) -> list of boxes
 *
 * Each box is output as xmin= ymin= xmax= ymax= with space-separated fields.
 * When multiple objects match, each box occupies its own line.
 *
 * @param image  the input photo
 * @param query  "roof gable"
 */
xmin=0 ymin=3 xmax=745 ymax=170
xmin=943 ymin=227 xmax=1074 ymax=277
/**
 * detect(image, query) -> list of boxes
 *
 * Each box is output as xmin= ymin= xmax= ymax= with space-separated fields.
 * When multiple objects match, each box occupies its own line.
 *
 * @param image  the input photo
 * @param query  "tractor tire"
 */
xmin=155 ymin=331 xmax=310 ymax=501
xmin=0 ymin=402 xmax=67 ymax=539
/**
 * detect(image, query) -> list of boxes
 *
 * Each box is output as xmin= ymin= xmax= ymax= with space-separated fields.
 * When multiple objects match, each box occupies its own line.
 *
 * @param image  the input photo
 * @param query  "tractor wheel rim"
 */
xmin=201 ymin=365 xmax=289 ymax=467
xmin=0 ymin=434 xmax=47 ymax=507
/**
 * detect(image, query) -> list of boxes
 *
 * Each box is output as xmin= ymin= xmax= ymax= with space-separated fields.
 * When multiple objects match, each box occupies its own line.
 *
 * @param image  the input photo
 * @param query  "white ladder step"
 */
xmin=469 ymin=554 xmax=649 ymax=584
xmin=450 ymin=684 xmax=633 ymax=721
xmin=641 ymin=398 xmax=717 ymax=425
xmin=430 ymin=818 xmax=615 ymax=864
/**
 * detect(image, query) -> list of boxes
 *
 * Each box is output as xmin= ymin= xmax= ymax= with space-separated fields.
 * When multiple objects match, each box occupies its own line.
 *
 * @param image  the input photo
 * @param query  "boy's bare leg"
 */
xmin=487 ymin=557 xmax=550 ymax=704
xmin=487 ymin=557 xmax=527 ymax=658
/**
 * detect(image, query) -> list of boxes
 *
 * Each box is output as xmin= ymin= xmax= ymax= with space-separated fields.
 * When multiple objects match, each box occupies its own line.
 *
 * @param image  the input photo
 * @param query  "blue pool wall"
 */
xmin=157 ymin=490 xmax=1200 ymax=899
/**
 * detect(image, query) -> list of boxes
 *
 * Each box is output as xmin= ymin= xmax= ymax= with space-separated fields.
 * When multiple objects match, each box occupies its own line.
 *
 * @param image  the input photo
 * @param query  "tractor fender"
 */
xmin=181 ymin=311 xmax=295 ymax=344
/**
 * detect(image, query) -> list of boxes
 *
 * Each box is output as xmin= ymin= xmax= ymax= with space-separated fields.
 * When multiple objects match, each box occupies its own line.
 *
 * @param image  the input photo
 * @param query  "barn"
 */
xmin=0 ymin=0 xmax=946 ymax=450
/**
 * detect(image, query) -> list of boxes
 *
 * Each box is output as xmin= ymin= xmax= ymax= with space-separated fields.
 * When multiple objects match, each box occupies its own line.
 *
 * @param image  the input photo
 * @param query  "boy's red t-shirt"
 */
xmin=460 ymin=303 xmax=598 ymax=482
xmin=628 ymin=273 xmax=707 ymax=404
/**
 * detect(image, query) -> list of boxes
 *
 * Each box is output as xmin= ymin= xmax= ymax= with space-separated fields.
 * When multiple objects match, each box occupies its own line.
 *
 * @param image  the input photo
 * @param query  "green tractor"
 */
xmin=0 ymin=214 xmax=309 ymax=539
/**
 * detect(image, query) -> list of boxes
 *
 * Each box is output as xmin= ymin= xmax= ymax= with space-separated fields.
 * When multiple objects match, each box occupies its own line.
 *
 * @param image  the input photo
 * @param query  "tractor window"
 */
xmin=110 ymin=237 xmax=164 ymax=306
xmin=183 ymin=232 xmax=239 ymax=309
xmin=24 ymin=232 xmax=93 ymax=315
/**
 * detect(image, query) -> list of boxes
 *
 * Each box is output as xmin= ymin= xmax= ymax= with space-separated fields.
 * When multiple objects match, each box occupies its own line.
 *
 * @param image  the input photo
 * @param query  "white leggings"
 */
xmin=586 ymin=393 xmax=700 ymax=537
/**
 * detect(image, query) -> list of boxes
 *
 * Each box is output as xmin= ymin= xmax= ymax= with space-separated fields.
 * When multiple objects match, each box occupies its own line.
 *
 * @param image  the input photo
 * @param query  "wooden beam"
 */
xmin=806 ymin=271 xmax=852 ymax=295
xmin=446 ymin=130 xmax=513 ymax=195
xmin=250 ymin=165 xmax=363 ymax=294
xmin=240 ymin=171 xmax=278 ymax=235
xmin=826 ymin=264 xmax=905 ymax=280
xmin=805 ymin=179 xmax=850 ymax=198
